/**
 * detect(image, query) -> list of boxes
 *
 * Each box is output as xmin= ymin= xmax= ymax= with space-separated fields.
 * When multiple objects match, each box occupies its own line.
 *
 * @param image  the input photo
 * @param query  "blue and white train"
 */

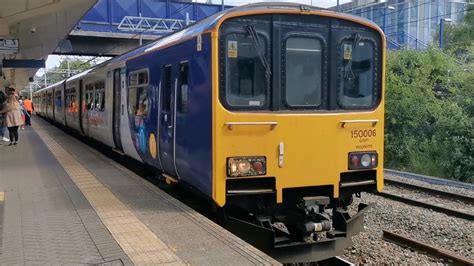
xmin=35 ymin=2 xmax=386 ymax=262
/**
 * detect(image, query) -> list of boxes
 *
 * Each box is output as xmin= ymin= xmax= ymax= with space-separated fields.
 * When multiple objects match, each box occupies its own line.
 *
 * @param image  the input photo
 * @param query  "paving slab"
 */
xmin=0 ymin=117 xmax=280 ymax=265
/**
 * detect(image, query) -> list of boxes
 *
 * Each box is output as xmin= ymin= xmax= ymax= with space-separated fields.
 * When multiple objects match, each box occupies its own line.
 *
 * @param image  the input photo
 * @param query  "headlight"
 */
xmin=348 ymin=152 xmax=378 ymax=170
xmin=227 ymin=157 xmax=266 ymax=177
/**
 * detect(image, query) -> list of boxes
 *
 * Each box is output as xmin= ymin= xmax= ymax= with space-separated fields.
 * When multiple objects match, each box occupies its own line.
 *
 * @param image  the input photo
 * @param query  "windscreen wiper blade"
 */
xmin=344 ymin=33 xmax=361 ymax=81
xmin=246 ymin=25 xmax=272 ymax=79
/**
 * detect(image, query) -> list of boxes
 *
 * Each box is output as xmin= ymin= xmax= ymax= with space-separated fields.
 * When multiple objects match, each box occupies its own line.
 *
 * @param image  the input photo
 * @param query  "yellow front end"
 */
xmin=210 ymin=10 xmax=386 ymax=207
xmin=213 ymin=109 xmax=384 ymax=206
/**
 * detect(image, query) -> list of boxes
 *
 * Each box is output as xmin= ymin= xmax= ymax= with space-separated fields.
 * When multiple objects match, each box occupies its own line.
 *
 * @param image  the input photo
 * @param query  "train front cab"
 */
xmin=212 ymin=8 xmax=385 ymax=262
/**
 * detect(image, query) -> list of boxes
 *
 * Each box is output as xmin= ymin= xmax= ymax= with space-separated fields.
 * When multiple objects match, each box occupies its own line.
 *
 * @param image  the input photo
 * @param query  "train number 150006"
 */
xmin=351 ymin=129 xmax=376 ymax=138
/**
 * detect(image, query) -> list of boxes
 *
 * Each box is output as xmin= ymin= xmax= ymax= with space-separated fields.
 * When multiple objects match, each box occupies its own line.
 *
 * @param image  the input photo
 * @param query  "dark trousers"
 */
xmin=8 ymin=126 xmax=19 ymax=142
xmin=26 ymin=111 xmax=31 ymax=125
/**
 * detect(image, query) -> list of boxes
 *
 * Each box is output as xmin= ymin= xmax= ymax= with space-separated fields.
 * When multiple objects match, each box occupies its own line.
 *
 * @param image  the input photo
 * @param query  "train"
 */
xmin=34 ymin=3 xmax=386 ymax=263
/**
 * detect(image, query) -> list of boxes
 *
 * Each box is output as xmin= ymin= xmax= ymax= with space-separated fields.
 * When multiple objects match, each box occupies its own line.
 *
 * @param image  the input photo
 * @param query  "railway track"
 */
xmin=377 ymin=191 xmax=473 ymax=220
xmin=382 ymin=230 xmax=474 ymax=266
xmin=384 ymin=178 xmax=474 ymax=204
xmin=379 ymin=171 xmax=474 ymax=220
xmin=384 ymin=169 xmax=474 ymax=191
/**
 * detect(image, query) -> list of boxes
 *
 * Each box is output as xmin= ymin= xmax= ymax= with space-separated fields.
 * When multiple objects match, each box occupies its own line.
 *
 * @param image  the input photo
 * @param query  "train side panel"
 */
xmin=53 ymin=84 xmax=66 ymax=126
xmin=82 ymin=70 xmax=114 ymax=147
xmin=64 ymin=80 xmax=82 ymax=133
xmin=125 ymin=33 xmax=213 ymax=197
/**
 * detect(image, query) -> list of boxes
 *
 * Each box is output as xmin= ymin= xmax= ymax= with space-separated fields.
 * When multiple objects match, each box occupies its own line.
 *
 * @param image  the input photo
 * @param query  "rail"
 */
xmin=377 ymin=191 xmax=473 ymax=220
xmin=384 ymin=169 xmax=474 ymax=191
xmin=383 ymin=230 xmax=474 ymax=266
xmin=384 ymin=178 xmax=474 ymax=204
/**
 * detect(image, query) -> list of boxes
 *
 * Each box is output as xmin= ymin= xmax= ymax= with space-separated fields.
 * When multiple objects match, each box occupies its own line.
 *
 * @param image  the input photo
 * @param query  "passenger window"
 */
xmin=136 ymin=87 xmax=148 ymax=116
xmin=128 ymin=70 xmax=148 ymax=116
xmin=55 ymin=92 xmax=62 ymax=108
xmin=162 ymin=65 xmax=172 ymax=112
xmin=94 ymin=81 xmax=105 ymax=112
xmin=338 ymin=39 xmax=374 ymax=108
xmin=224 ymin=32 xmax=268 ymax=108
xmin=178 ymin=62 xmax=189 ymax=113
xmin=284 ymin=37 xmax=322 ymax=107
xmin=85 ymin=84 xmax=94 ymax=110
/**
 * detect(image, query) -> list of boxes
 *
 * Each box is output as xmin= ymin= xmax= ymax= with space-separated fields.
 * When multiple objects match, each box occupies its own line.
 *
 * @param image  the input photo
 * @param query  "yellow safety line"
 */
xmin=33 ymin=126 xmax=185 ymax=265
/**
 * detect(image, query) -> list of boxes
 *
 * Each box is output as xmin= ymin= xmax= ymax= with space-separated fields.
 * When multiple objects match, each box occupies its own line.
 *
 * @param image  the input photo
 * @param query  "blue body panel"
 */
xmin=126 ymin=33 xmax=213 ymax=197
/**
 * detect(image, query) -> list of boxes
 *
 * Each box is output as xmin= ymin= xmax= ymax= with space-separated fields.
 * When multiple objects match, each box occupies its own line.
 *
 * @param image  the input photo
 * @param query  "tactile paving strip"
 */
xmin=33 ymin=127 xmax=185 ymax=265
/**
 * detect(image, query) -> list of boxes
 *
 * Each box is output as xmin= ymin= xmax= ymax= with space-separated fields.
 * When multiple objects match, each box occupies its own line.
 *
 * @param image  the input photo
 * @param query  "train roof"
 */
xmin=35 ymin=80 xmax=65 ymax=93
xmin=35 ymin=2 xmax=382 ymax=91
xmin=94 ymin=2 xmax=381 ymax=69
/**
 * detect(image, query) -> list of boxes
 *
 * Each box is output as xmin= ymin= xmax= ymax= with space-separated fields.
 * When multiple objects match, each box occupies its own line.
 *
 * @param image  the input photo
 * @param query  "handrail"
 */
xmin=224 ymin=121 xmax=278 ymax=130
xmin=339 ymin=119 xmax=378 ymax=128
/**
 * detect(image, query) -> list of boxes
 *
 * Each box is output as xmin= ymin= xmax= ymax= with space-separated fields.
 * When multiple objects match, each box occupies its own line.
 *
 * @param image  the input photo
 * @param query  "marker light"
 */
xmin=351 ymin=155 xmax=360 ymax=168
xmin=348 ymin=152 xmax=378 ymax=170
xmin=237 ymin=160 xmax=251 ymax=174
xmin=227 ymin=157 xmax=266 ymax=177
xmin=361 ymin=154 xmax=371 ymax=167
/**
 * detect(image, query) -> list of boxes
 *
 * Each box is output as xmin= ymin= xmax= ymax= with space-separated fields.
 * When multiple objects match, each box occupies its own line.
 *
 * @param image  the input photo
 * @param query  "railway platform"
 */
xmin=0 ymin=117 xmax=279 ymax=265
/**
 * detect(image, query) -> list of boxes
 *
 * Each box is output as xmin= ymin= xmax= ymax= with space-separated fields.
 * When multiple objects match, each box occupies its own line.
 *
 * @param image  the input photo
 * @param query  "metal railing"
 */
xmin=117 ymin=15 xmax=195 ymax=34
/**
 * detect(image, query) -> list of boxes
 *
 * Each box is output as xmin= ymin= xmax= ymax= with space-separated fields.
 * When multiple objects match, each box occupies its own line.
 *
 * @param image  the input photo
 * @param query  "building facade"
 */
xmin=334 ymin=0 xmax=468 ymax=49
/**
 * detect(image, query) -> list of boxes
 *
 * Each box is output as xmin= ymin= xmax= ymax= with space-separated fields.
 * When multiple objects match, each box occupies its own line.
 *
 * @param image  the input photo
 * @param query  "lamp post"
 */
xmin=383 ymin=5 xmax=395 ymax=35
xmin=439 ymin=17 xmax=452 ymax=49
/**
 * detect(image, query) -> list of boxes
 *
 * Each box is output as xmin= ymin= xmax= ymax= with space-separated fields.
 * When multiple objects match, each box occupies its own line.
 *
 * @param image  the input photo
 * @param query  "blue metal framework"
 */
xmin=76 ymin=0 xmax=232 ymax=35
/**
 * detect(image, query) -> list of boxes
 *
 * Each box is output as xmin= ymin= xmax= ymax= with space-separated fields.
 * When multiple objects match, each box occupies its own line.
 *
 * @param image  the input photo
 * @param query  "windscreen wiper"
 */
xmin=246 ymin=25 xmax=272 ymax=80
xmin=344 ymin=33 xmax=361 ymax=81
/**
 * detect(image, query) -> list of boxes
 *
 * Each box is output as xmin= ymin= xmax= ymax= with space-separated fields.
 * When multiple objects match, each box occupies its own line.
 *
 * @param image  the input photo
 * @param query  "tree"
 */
xmin=33 ymin=57 xmax=100 ymax=90
xmin=385 ymin=48 xmax=473 ymax=182
xmin=439 ymin=4 xmax=474 ymax=62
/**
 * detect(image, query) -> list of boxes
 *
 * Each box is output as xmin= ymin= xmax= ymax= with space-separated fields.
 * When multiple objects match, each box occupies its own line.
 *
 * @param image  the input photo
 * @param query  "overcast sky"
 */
xmin=41 ymin=0 xmax=351 ymax=73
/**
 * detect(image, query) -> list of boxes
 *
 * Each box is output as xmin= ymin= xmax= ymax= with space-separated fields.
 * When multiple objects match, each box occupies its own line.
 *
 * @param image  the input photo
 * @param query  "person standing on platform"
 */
xmin=23 ymin=96 xmax=33 ymax=126
xmin=2 ymin=94 xmax=23 ymax=145
xmin=0 ymin=90 xmax=9 ymax=142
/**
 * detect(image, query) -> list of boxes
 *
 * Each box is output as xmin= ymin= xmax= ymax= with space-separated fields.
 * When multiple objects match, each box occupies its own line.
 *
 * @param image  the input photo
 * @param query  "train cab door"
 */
xmin=159 ymin=64 xmax=178 ymax=178
xmin=79 ymin=79 xmax=85 ymax=134
xmin=112 ymin=68 xmax=123 ymax=152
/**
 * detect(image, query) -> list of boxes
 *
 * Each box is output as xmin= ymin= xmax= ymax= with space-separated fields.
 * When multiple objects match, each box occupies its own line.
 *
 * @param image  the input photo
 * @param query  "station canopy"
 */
xmin=0 ymin=0 xmax=97 ymax=91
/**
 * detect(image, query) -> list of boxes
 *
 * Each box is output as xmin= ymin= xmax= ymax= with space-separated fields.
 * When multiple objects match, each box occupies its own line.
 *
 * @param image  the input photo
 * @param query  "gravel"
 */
xmin=341 ymin=173 xmax=474 ymax=264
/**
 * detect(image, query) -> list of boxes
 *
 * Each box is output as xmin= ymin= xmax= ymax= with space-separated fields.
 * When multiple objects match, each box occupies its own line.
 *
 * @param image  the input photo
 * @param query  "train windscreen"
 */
xmin=218 ymin=14 xmax=382 ymax=111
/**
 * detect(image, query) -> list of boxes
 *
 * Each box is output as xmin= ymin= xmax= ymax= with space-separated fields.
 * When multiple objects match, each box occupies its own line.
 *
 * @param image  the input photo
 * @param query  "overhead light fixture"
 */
xmin=387 ymin=6 xmax=395 ymax=10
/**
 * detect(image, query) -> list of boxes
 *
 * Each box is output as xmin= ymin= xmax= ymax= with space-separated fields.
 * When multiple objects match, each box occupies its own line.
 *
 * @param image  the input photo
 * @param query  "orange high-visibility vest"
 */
xmin=24 ymin=99 xmax=34 ymax=112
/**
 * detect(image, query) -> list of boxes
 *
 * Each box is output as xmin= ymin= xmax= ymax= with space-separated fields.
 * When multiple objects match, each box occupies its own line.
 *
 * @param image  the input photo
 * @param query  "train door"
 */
xmin=159 ymin=64 xmax=178 ymax=178
xmin=52 ymin=90 xmax=56 ymax=121
xmin=63 ymin=84 xmax=67 ymax=126
xmin=79 ymin=80 xmax=85 ymax=134
xmin=112 ymin=68 xmax=123 ymax=151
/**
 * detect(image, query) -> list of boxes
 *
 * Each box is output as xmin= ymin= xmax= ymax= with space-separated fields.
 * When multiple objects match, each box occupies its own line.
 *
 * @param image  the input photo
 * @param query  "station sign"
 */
xmin=0 ymin=38 xmax=19 ymax=54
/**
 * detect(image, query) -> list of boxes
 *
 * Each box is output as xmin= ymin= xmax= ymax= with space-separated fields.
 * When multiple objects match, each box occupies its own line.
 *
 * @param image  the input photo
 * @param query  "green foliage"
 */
xmin=385 ymin=48 xmax=473 ymax=182
xmin=438 ymin=4 xmax=474 ymax=62
xmin=35 ymin=57 xmax=93 ymax=89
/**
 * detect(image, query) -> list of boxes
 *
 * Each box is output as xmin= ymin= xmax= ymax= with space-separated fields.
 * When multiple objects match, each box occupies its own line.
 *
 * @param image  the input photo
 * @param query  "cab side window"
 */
xmin=162 ymin=65 xmax=172 ymax=112
xmin=128 ymin=70 xmax=149 ymax=116
xmin=178 ymin=62 xmax=189 ymax=113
